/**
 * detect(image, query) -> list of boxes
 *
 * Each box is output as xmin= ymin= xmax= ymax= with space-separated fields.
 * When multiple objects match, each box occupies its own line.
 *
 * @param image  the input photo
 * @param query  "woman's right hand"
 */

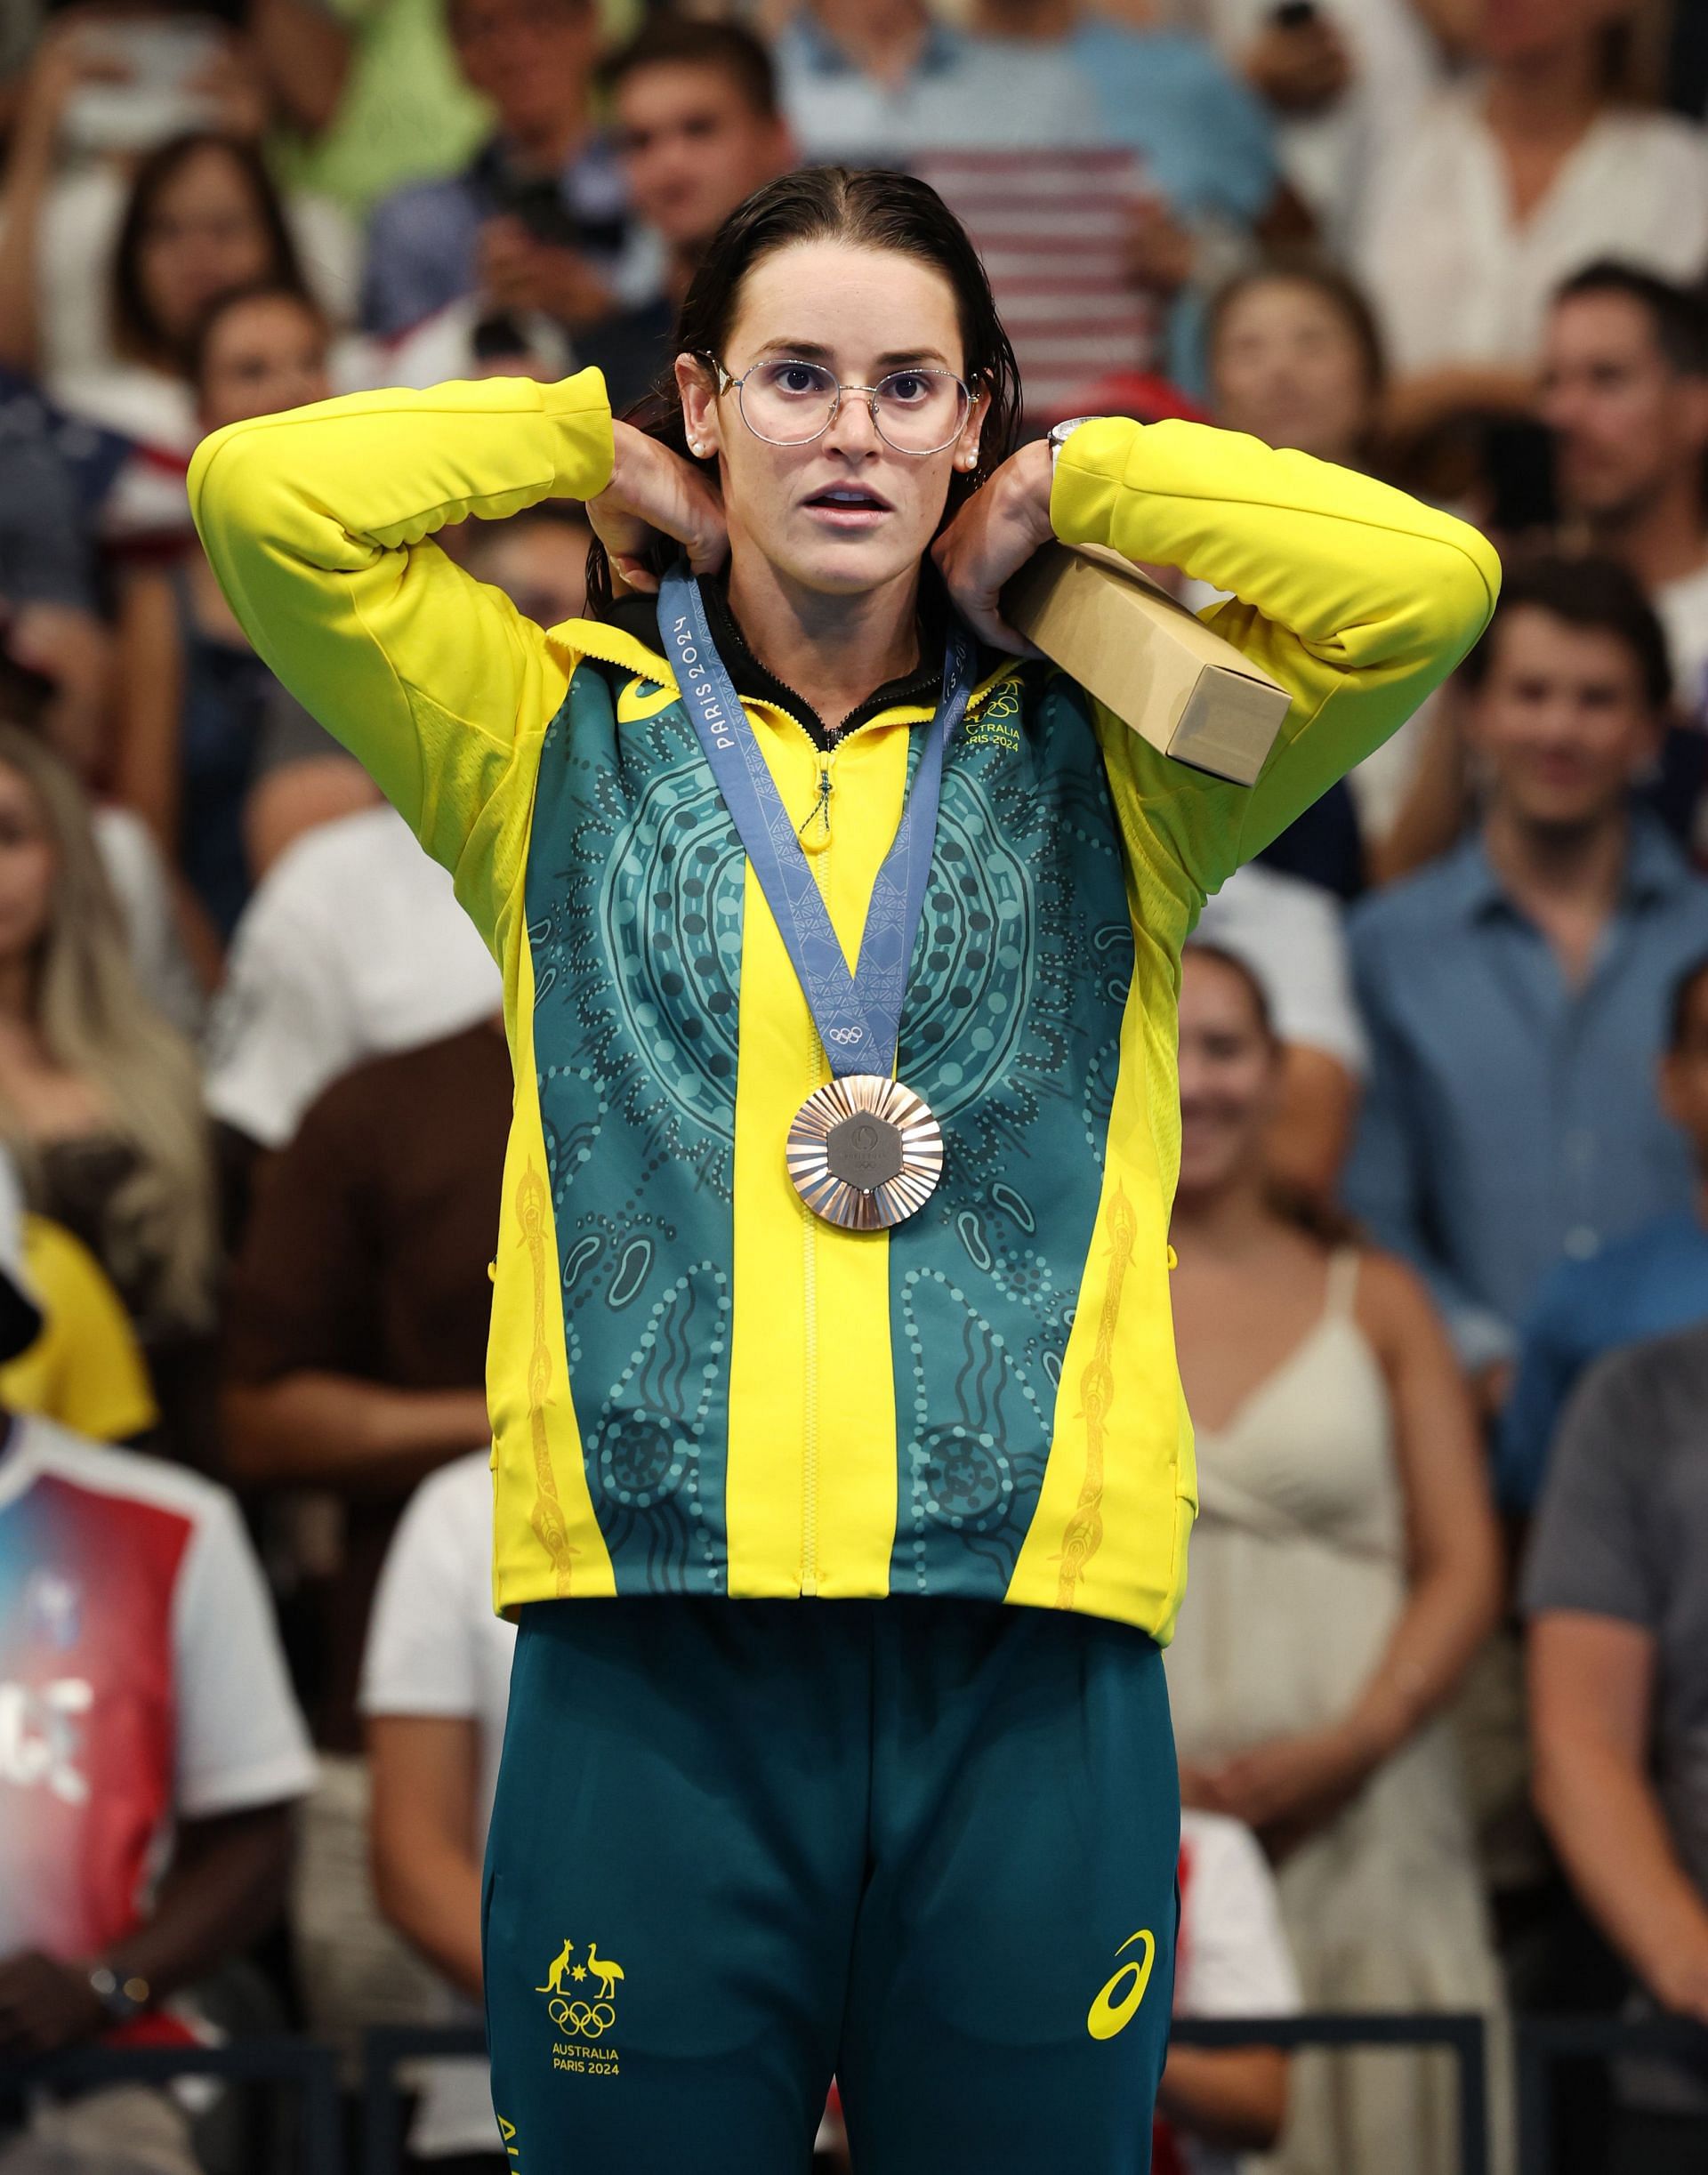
xmin=588 ymin=421 xmax=727 ymax=595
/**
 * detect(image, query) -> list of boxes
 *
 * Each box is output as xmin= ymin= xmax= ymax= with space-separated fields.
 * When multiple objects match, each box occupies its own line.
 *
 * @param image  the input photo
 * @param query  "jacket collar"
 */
xmin=1446 ymin=807 xmax=1692 ymax=923
xmin=560 ymin=566 xmax=1011 ymax=752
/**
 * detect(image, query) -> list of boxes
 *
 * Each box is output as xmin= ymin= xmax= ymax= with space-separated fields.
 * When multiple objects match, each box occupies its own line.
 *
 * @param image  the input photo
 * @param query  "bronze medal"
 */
xmin=786 ymin=1073 xmax=944 ymax=1230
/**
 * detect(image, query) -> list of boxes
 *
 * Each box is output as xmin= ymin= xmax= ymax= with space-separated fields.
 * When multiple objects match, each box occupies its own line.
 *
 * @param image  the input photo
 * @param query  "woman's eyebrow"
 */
xmin=745 ymin=337 xmax=955 ymax=370
xmin=748 ymin=337 xmax=835 ymax=362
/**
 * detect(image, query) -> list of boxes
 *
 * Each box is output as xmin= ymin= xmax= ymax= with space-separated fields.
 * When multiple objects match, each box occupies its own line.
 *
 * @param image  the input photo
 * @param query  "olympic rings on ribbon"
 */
xmin=547 ymin=1999 xmax=617 ymax=2039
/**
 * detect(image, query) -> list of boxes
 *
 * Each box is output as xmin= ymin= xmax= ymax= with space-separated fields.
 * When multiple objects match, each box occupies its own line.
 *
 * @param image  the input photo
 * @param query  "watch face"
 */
xmin=1050 ymin=416 xmax=1098 ymax=457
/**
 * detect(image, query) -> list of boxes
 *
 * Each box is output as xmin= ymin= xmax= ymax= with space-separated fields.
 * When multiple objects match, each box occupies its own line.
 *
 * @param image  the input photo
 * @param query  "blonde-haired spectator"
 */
xmin=0 ymin=724 xmax=217 ymax=1461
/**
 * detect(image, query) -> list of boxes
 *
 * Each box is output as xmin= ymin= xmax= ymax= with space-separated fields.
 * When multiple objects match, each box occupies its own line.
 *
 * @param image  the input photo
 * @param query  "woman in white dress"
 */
xmin=1357 ymin=0 xmax=1708 ymax=435
xmin=1165 ymin=943 xmax=1504 ymax=2175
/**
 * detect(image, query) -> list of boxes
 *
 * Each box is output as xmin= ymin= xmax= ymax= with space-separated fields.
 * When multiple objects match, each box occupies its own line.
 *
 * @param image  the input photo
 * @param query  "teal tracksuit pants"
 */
xmin=482 ymin=1596 xmax=1180 ymax=2172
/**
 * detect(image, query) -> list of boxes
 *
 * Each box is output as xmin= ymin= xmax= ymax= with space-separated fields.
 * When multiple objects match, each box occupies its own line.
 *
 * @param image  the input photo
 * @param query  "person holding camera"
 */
xmin=360 ymin=0 xmax=656 ymax=357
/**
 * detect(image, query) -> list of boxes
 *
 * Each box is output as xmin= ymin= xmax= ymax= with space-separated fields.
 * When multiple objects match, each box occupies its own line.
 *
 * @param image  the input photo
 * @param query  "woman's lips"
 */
xmin=802 ymin=489 xmax=892 ymax=529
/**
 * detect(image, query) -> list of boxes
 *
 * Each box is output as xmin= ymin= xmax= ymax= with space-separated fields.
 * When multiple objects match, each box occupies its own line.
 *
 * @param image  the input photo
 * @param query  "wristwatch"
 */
xmin=1047 ymin=415 xmax=1101 ymax=469
xmin=86 ymin=1963 xmax=152 ymax=2025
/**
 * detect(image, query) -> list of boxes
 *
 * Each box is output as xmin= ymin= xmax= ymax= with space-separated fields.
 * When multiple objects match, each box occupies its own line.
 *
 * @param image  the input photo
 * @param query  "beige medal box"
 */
xmin=1003 ymin=541 xmax=1292 ymax=787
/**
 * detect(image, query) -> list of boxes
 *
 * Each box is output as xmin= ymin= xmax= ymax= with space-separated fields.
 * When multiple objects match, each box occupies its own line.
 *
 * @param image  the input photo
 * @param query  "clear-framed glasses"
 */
xmin=709 ymin=356 xmax=972 ymax=456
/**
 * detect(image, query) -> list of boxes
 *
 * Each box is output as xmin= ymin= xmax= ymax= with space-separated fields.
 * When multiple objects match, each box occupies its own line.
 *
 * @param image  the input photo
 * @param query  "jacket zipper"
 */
xmin=767 ymin=691 xmax=995 ymax=1595
xmin=799 ymin=723 xmax=834 ymax=1596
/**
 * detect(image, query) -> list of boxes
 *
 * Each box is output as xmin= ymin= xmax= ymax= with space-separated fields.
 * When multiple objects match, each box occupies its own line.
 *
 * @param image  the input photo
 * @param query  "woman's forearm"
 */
xmin=1050 ymin=418 xmax=1500 ymax=694
xmin=1333 ymin=1254 xmax=1502 ymax=1777
xmin=187 ymin=373 xmax=615 ymax=850
xmin=369 ymin=1718 xmax=486 ymax=2000
xmin=373 ymin=1829 xmax=484 ymax=2000
xmin=1535 ymin=1729 xmax=1708 ymax=2012
xmin=189 ymin=372 xmax=616 ymax=608
xmin=1340 ymin=1555 xmax=1499 ymax=1773
xmin=1048 ymin=418 xmax=1500 ymax=883
xmin=222 ymin=1374 xmax=490 ymax=1493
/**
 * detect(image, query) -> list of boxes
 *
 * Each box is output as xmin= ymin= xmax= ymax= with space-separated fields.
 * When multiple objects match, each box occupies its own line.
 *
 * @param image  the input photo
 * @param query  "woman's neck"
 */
xmin=1484 ymin=36 xmax=1603 ymax=149
xmin=1170 ymin=1170 xmax=1276 ymax=1256
xmin=722 ymin=552 xmax=923 ymax=735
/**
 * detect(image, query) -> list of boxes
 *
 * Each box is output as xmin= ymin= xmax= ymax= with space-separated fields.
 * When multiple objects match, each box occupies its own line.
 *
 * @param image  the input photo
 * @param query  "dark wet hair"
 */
xmin=111 ymin=132 xmax=307 ymax=370
xmin=584 ymin=165 xmax=1023 ymax=615
xmin=1459 ymin=552 xmax=1672 ymax=713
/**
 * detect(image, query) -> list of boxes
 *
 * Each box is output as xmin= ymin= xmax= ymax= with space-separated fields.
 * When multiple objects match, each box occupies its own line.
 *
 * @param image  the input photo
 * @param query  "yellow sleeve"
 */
xmin=186 ymin=369 xmax=616 ymax=947
xmin=0 ymin=1217 xmax=158 ymax=1442
xmin=1048 ymin=416 xmax=1501 ymax=909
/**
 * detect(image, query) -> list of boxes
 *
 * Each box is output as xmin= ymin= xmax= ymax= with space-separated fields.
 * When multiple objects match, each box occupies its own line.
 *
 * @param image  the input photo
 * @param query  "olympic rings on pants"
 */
xmin=547 ymin=1999 xmax=617 ymax=2039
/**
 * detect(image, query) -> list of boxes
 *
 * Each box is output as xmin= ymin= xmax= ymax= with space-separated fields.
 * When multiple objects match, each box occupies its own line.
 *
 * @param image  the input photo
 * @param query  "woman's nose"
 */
xmin=821 ymin=390 xmax=881 ymax=456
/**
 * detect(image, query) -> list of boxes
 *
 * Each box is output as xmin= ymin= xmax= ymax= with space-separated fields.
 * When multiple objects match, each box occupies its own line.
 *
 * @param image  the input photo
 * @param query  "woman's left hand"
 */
xmin=931 ymin=438 xmax=1055 ymax=654
xmin=1192 ymin=1725 xmax=1371 ymax=1852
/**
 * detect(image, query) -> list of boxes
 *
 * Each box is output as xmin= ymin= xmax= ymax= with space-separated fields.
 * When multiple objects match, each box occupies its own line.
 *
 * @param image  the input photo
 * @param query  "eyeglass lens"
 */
xmin=737 ymin=360 xmax=970 ymax=454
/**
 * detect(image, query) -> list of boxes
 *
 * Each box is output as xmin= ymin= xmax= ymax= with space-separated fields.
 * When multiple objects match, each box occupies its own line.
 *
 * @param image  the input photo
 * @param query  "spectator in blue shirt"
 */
xmin=1498 ymin=950 xmax=1708 ymax=1511
xmin=773 ymin=0 xmax=1104 ymax=162
xmin=359 ymin=0 xmax=656 ymax=345
xmin=1344 ymin=555 xmax=1708 ymax=1412
xmin=981 ymin=0 xmax=1283 ymax=395
xmin=1060 ymin=8 xmax=1277 ymax=239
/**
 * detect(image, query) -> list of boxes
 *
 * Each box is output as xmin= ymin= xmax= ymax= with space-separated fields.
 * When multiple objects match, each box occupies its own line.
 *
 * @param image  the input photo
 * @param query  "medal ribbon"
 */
xmin=659 ymin=560 xmax=976 ymax=1081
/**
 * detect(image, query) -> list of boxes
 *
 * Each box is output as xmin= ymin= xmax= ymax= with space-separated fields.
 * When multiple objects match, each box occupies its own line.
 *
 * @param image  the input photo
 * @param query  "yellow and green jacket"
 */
xmin=189 ymin=372 xmax=1499 ymax=1640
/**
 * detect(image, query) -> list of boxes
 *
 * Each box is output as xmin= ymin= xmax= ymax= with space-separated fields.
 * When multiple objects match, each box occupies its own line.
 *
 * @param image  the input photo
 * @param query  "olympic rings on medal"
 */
xmin=547 ymin=1998 xmax=617 ymax=2039
xmin=826 ymin=1026 xmax=865 ymax=1046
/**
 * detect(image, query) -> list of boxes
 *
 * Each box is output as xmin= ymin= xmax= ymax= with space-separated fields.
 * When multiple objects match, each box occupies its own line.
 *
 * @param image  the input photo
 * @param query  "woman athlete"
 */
xmin=189 ymin=168 xmax=1498 ymax=2174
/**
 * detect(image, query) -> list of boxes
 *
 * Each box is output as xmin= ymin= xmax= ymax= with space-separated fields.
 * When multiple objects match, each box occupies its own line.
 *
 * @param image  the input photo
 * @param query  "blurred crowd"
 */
xmin=2 ymin=0 xmax=1708 ymax=2171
